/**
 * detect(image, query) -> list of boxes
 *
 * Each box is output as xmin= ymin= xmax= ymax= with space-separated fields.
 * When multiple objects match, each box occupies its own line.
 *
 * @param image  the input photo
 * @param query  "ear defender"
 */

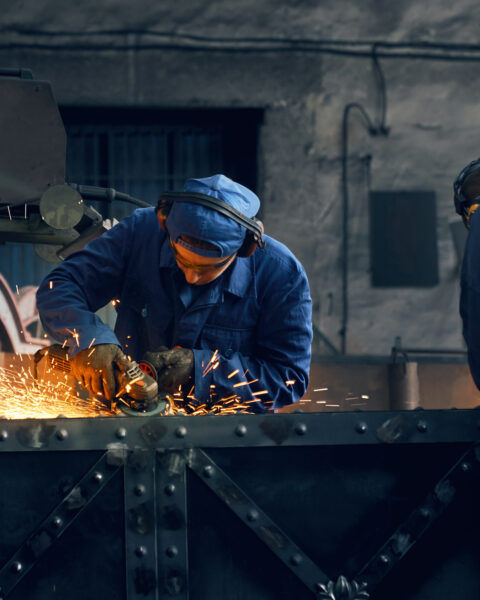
xmin=237 ymin=218 xmax=265 ymax=257
xmin=156 ymin=197 xmax=172 ymax=231
xmin=156 ymin=191 xmax=265 ymax=255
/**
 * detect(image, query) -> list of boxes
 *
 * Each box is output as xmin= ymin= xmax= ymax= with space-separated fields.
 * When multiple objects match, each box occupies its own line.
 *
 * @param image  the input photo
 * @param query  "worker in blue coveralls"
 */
xmin=36 ymin=174 xmax=312 ymax=411
xmin=454 ymin=158 xmax=480 ymax=390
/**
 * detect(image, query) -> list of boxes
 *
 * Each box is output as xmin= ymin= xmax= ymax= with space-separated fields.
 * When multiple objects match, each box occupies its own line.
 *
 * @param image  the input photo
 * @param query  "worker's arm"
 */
xmin=193 ymin=256 xmax=312 ymax=410
xmin=36 ymin=212 xmax=134 ymax=355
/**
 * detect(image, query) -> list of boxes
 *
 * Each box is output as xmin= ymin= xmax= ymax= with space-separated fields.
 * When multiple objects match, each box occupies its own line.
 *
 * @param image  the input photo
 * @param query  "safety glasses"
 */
xmin=169 ymin=239 xmax=233 ymax=273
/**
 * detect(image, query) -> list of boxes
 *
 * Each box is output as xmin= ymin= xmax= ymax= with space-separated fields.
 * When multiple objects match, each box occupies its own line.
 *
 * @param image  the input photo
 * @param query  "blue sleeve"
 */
xmin=460 ymin=211 xmax=480 ymax=389
xmin=192 ymin=262 xmax=312 ymax=411
xmin=36 ymin=215 xmax=134 ymax=356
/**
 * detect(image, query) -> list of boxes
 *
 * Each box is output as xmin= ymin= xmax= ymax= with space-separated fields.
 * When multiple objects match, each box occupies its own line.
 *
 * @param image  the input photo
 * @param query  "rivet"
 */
xmin=235 ymin=424 xmax=247 ymax=437
xmin=246 ymin=509 xmax=259 ymax=522
xmin=134 ymin=484 xmax=146 ymax=497
xmin=56 ymin=428 xmax=68 ymax=441
xmin=135 ymin=545 xmax=147 ymax=558
xmin=175 ymin=426 xmax=187 ymax=438
xmin=0 ymin=430 xmax=8 ymax=441
xmin=355 ymin=422 xmax=367 ymax=434
xmin=166 ymin=545 xmax=178 ymax=558
xmin=11 ymin=561 xmax=22 ymax=574
xmin=419 ymin=507 xmax=431 ymax=519
xmin=202 ymin=465 xmax=214 ymax=478
xmin=52 ymin=516 xmax=63 ymax=529
xmin=460 ymin=462 xmax=472 ymax=472
xmin=164 ymin=483 xmax=176 ymax=496
xmin=295 ymin=423 xmax=307 ymax=436
xmin=92 ymin=471 xmax=103 ymax=483
xmin=116 ymin=427 xmax=127 ymax=439
xmin=379 ymin=554 xmax=390 ymax=565
xmin=289 ymin=553 xmax=302 ymax=566
xmin=416 ymin=420 xmax=427 ymax=433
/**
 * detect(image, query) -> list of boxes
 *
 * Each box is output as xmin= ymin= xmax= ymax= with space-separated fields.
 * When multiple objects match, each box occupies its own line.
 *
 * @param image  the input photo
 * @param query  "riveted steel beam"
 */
xmin=188 ymin=448 xmax=329 ymax=595
xmin=0 ymin=410 xmax=477 ymax=454
xmin=123 ymin=448 xmax=158 ymax=600
xmin=356 ymin=443 xmax=480 ymax=590
xmin=0 ymin=450 xmax=120 ymax=598
xmin=156 ymin=450 xmax=189 ymax=600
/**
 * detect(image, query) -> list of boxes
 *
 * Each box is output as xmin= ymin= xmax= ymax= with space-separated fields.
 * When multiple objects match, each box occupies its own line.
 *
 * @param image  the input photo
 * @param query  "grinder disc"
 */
xmin=119 ymin=398 xmax=168 ymax=417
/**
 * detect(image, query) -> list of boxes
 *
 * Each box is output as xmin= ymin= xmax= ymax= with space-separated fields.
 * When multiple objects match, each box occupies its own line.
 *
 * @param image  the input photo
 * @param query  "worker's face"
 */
xmin=170 ymin=239 xmax=237 ymax=285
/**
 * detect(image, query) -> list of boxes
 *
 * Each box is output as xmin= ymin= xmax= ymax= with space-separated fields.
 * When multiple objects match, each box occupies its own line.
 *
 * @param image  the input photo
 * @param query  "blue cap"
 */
xmin=165 ymin=174 xmax=260 ymax=257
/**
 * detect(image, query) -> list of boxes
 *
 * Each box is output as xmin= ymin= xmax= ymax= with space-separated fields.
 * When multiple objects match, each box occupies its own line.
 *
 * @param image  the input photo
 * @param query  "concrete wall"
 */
xmin=1 ymin=1 xmax=480 ymax=357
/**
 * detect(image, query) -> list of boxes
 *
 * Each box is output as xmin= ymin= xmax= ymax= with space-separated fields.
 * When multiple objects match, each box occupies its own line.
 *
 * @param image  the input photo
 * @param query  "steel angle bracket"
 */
xmin=356 ymin=443 xmax=480 ymax=591
xmin=0 ymin=450 xmax=121 ymax=599
xmin=188 ymin=448 xmax=329 ymax=596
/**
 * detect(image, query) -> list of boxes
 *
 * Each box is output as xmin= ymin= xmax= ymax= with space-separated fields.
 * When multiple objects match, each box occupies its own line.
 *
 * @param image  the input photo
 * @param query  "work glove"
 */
xmin=143 ymin=347 xmax=194 ymax=394
xmin=70 ymin=343 xmax=132 ymax=402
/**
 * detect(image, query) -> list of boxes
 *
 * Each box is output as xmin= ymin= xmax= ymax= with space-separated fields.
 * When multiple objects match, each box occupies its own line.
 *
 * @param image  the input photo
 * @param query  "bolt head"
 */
xmin=164 ymin=483 xmax=176 ymax=496
xmin=175 ymin=426 xmax=187 ymax=438
xmin=134 ymin=484 xmax=146 ymax=497
xmin=56 ymin=428 xmax=68 ymax=441
xmin=417 ymin=420 xmax=428 ymax=433
xmin=460 ymin=461 xmax=472 ymax=472
xmin=246 ymin=509 xmax=259 ymax=522
xmin=289 ymin=553 xmax=302 ymax=566
xmin=379 ymin=554 xmax=390 ymax=565
xmin=355 ymin=422 xmax=367 ymax=434
xmin=135 ymin=545 xmax=147 ymax=558
xmin=11 ymin=561 xmax=22 ymax=574
xmin=166 ymin=545 xmax=178 ymax=558
xmin=92 ymin=471 xmax=103 ymax=483
xmin=116 ymin=427 xmax=127 ymax=439
xmin=419 ymin=507 xmax=431 ymax=519
xmin=0 ymin=430 xmax=8 ymax=441
xmin=52 ymin=516 xmax=63 ymax=529
xmin=295 ymin=423 xmax=307 ymax=436
xmin=202 ymin=465 xmax=214 ymax=478
xmin=235 ymin=424 xmax=247 ymax=437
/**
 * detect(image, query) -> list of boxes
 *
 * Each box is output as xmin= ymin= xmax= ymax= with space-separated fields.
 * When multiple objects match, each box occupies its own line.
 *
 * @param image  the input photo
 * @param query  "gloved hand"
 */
xmin=143 ymin=347 xmax=194 ymax=394
xmin=70 ymin=343 xmax=132 ymax=402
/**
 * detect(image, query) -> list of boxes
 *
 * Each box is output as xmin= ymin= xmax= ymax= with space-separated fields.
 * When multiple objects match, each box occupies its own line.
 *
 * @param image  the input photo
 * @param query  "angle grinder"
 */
xmin=34 ymin=344 xmax=168 ymax=416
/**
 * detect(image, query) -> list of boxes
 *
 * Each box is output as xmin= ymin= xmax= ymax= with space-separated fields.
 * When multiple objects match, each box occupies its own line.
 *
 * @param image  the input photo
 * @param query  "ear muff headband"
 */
xmin=158 ymin=191 xmax=266 ymax=250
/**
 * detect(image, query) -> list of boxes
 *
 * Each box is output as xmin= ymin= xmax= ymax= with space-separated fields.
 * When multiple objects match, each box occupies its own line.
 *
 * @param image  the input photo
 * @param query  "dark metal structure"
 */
xmin=0 ymin=409 xmax=478 ymax=599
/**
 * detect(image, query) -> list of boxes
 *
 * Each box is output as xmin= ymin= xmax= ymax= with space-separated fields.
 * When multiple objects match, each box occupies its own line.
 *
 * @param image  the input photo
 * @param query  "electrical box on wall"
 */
xmin=369 ymin=190 xmax=439 ymax=287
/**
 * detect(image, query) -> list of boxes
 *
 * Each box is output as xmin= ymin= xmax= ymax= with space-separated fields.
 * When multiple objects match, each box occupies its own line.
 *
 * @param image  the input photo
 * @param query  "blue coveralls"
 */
xmin=460 ymin=210 xmax=480 ymax=389
xmin=36 ymin=207 xmax=313 ymax=408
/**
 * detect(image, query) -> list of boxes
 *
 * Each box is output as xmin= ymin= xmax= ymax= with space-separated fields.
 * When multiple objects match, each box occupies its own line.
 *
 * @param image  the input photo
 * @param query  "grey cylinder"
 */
xmin=388 ymin=361 xmax=420 ymax=410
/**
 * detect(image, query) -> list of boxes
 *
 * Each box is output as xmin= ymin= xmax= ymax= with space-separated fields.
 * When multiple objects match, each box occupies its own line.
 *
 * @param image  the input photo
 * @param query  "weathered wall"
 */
xmin=1 ymin=0 xmax=480 ymax=357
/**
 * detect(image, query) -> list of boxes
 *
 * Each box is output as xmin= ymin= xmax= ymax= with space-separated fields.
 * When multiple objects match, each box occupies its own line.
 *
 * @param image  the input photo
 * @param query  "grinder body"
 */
xmin=34 ymin=344 xmax=165 ymax=416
